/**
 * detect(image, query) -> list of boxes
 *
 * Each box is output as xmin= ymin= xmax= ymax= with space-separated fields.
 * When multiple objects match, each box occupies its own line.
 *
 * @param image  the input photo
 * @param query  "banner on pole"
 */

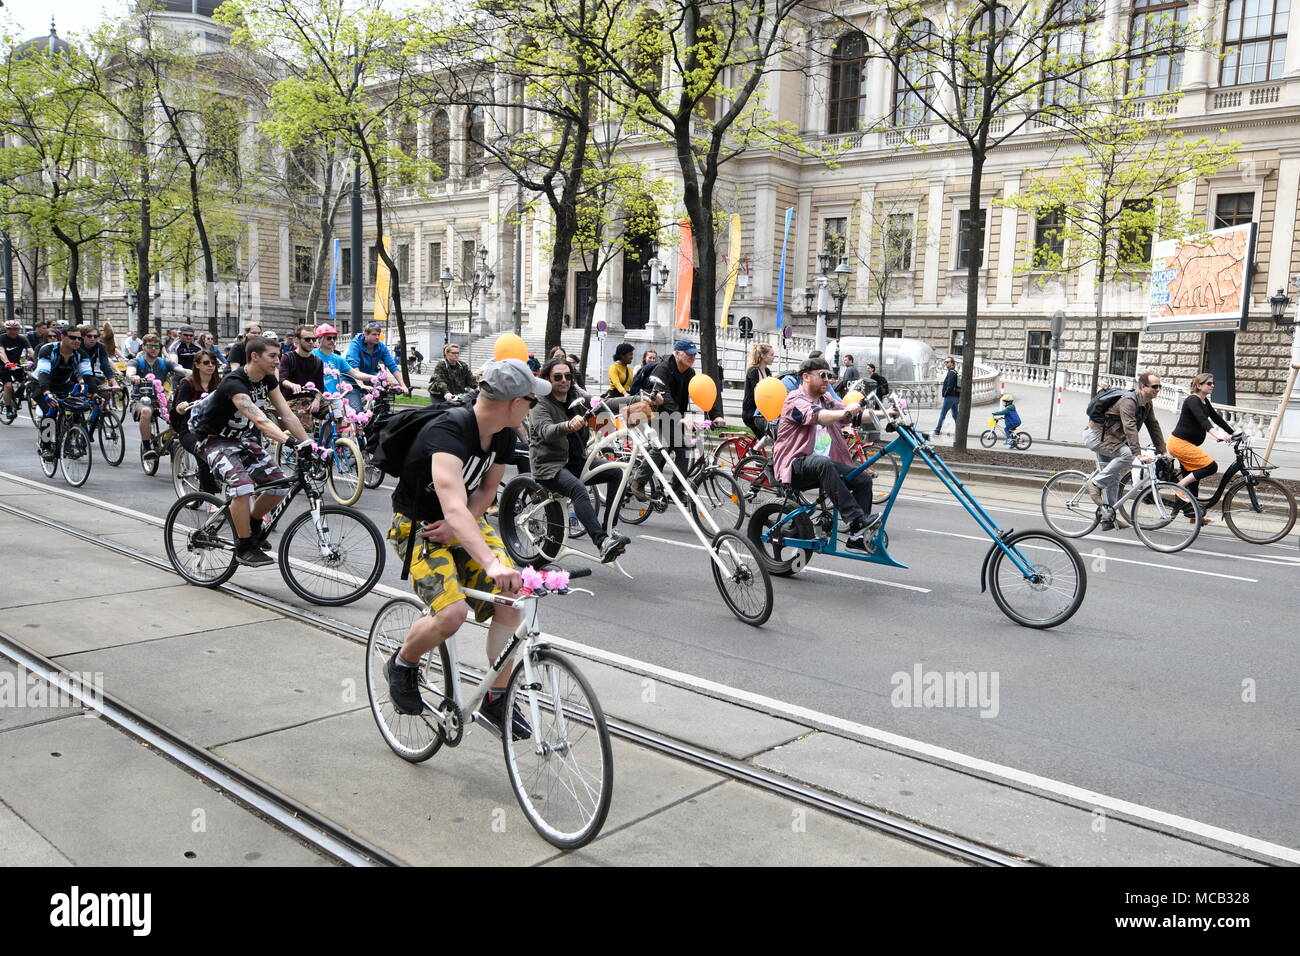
xmin=719 ymin=215 xmax=742 ymax=329
xmin=775 ymin=207 xmax=794 ymax=328
xmin=328 ymin=238 xmax=339 ymax=321
xmin=674 ymin=219 xmax=694 ymax=331
xmin=372 ymin=236 xmax=391 ymax=326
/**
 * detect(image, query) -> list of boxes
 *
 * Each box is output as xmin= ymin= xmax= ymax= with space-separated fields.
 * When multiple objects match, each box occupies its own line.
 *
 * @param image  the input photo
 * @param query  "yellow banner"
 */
xmin=719 ymin=214 xmax=741 ymax=328
xmin=373 ymin=235 xmax=392 ymax=326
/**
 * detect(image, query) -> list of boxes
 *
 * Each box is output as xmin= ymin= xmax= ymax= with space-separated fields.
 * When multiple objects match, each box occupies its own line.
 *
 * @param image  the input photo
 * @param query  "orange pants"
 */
xmin=1167 ymin=435 xmax=1214 ymax=473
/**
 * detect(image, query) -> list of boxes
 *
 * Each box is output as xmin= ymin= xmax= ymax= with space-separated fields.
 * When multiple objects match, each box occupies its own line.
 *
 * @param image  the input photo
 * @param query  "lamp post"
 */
xmin=639 ymin=238 xmax=669 ymax=337
xmin=1047 ymin=309 xmax=1066 ymax=441
xmin=1264 ymin=283 xmax=1300 ymax=458
xmin=440 ymin=267 xmax=454 ymax=349
xmin=473 ymin=246 xmax=495 ymax=338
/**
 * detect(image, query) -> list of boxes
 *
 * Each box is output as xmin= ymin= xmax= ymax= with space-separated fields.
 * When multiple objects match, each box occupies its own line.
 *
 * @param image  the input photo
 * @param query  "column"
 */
xmin=856 ymin=184 xmax=875 ymax=301
xmin=995 ymin=173 xmax=1020 ymax=303
xmin=278 ymin=223 xmax=290 ymax=300
xmin=1181 ymin=0 xmax=1218 ymax=90
xmin=867 ymin=17 xmax=891 ymax=130
xmin=922 ymin=179 xmax=945 ymax=302
xmin=247 ymin=220 xmax=261 ymax=324
xmin=796 ymin=188 xmax=813 ymax=297
xmin=1266 ymin=154 xmax=1300 ymax=296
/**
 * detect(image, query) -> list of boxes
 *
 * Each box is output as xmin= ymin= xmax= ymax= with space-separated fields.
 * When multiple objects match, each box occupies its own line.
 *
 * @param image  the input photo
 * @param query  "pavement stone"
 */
xmin=0 ymin=662 xmax=85 ymax=733
xmin=0 ymin=800 xmax=73 ymax=866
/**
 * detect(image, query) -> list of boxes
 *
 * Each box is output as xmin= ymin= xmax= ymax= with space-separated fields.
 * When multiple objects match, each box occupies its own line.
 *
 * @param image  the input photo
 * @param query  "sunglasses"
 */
xmin=320 ymin=336 xmax=336 ymax=341
xmin=196 ymin=359 xmax=215 ymax=366
xmin=812 ymin=371 xmax=834 ymax=380
xmin=64 ymin=335 xmax=82 ymax=342
xmin=1148 ymin=384 xmax=1162 ymax=390
xmin=551 ymin=373 xmax=572 ymax=381
xmin=301 ymin=336 xmax=316 ymax=342
xmin=145 ymin=343 xmax=160 ymax=348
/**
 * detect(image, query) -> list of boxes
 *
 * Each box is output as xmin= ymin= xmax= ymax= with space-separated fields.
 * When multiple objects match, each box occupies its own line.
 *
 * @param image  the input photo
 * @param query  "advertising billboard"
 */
xmin=1145 ymin=222 xmax=1257 ymax=333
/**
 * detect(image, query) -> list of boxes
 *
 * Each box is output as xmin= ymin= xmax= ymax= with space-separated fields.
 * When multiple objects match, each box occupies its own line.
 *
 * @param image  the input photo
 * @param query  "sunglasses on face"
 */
xmin=65 ymin=335 xmax=82 ymax=342
xmin=1148 ymin=383 xmax=1162 ymax=390
xmin=196 ymin=359 xmax=215 ymax=366
xmin=812 ymin=371 xmax=833 ymax=380
xmin=551 ymin=373 xmax=571 ymax=381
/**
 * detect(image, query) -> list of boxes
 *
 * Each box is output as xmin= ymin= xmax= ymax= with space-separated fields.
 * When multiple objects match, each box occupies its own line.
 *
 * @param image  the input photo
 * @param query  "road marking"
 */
xmin=638 ymin=533 xmax=931 ymax=592
xmin=914 ymin=528 xmax=1259 ymax=583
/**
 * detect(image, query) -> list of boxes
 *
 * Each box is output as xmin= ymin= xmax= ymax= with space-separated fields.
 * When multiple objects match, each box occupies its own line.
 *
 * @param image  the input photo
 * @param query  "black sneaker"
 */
xmin=254 ymin=524 xmax=274 ymax=552
xmin=38 ymin=441 xmax=56 ymax=462
xmin=384 ymin=650 xmax=425 ymax=716
xmin=235 ymin=541 xmax=275 ymax=568
xmin=479 ymin=692 xmax=531 ymax=741
xmin=599 ymin=532 xmax=629 ymax=564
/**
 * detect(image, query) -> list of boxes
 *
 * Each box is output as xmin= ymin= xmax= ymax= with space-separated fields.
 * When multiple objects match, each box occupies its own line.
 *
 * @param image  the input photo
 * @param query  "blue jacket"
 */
xmin=345 ymin=332 xmax=400 ymax=375
xmin=992 ymin=404 xmax=1021 ymax=429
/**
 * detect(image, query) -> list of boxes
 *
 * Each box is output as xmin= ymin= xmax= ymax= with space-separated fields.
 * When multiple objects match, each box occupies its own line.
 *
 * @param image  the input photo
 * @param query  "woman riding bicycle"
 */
xmin=742 ymin=342 xmax=775 ymax=448
xmin=1167 ymin=372 xmax=1234 ymax=523
xmin=527 ymin=357 xmax=630 ymax=564
xmin=172 ymin=348 xmax=223 ymax=493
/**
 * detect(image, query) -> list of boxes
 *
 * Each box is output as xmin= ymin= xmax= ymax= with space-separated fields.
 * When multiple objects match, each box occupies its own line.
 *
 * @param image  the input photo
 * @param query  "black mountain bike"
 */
xmin=34 ymin=392 xmax=96 ymax=487
xmin=163 ymin=443 xmax=385 ymax=605
xmin=1174 ymin=433 xmax=1297 ymax=544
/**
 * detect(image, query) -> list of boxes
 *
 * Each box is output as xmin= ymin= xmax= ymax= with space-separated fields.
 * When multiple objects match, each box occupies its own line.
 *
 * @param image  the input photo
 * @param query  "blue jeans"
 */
xmin=935 ymin=396 xmax=959 ymax=432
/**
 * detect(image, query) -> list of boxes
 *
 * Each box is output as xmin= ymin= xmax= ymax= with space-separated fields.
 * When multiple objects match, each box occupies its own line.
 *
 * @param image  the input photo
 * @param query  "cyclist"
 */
xmin=77 ymin=325 xmax=121 ymax=433
xmin=172 ymin=348 xmax=223 ymax=494
xmin=172 ymin=325 xmax=203 ymax=374
xmin=1168 ymin=372 xmax=1235 ymax=522
xmin=225 ymin=323 xmax=263 ymax=372
xmin=188 ymin=336 xmax=311 ymax=567
xmin=384 ymin=358 xmax=550 ymax=737
xmin=2 ymin=319 xmax=34 ymax=413
xmin=346 ymin=323 xmax=407 ymax=394
xmin=1083 ymin=371 xmax=1168 ymax=532
xmin=26 ymin=320 xmax=49 ymax=354
xmin=279 ymin=324 xmax=326 ymax=434
xmin=126 ymin=334 xmax=190 ymax=461
xmin=991 ymin=393 xmax=1021 ymax=448
xmin=645 ymin=338 xmax=726 ymax=479
xmin=428 ymin=343 xmax=475 ymax=400
xmin=311 ymin=323 xmax=376 ymax=415
xmin=771 ymin=357 xmax=879 ymax=551
xmin=34 ymin=326 xmax=93 ymax=458
xmin=528 ymin=356 xmax=631 ymax=563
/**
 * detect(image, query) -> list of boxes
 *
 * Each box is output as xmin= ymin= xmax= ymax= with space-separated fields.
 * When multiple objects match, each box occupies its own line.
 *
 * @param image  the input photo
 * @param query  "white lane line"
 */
xmin=638 ymin=533 xmax=931 ymax=593
xmin=6 ymin=469 xmax=1296 ymax=863
xmin=915 ymin=528 xmax=1259 ymax=583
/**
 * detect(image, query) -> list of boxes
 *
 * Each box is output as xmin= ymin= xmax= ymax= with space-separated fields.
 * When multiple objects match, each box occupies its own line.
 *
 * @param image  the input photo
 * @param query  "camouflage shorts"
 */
xmin=387 ymin=513 xmax=514 ymax=622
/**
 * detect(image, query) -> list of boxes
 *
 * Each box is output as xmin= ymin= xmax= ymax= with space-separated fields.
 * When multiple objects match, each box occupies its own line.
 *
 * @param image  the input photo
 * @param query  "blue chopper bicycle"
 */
xmin=746 ymin=393 xmax=1087 ymax=629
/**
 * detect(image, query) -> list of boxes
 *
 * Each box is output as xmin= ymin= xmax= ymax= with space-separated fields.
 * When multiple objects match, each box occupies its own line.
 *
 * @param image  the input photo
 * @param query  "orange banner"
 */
xmin=675 ymin=219 xmax=694 ymax=330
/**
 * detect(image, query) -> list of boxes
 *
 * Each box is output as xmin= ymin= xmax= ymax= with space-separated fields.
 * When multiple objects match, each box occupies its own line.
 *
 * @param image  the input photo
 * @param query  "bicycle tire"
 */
xmin=164 ymin=493 xmax=238 ymax=588
xmin=1221 ymin=476 xmax=1296 ymax=544
xmin=0 ymin=400 xmax=15 ymax=425
xmin=499 ymin=475 xmax=565 ymax=566
xmin=710 ymin=529 xmax=773 ymax=626
xmin=746 ymin=501 xmax=814 ymax=576
xmin=979 ymin=430 xmax=997 ymax=448
xmin=278 ymin=504 xmax=385 ymax=606
xmin=711 ymin=436 xmax=749 ymax=472
xmin=1131 ymin=481 xmax=1202 ymax=553
xmin=141 ymin=418 xmax=161 ymax=476
xmin=502 ymin=647 xmax=613 ymax=849
xmin=617 ymin=474 xmax=659 ymax=525
xmin=365 ymin=596 xmax=451 ymax=763
xmin=1040 ymin=470 xmax=1101 ymax=538
xmin=325 ymin=436 xmax=364 ymax=506
xmin=272 ymin=440 xmax=298 ymax=482
xmin=1015 ymin=432 xmax=1033 ymax=451
xmin=59 ymin=423 xmax=92 ymax=487
xmin=986 ymin=529 xmax=1086 ymax=629
xmin=363 ymin=458 xmax=385 ymax=489
xmin=171 ymin=444 xmax=202 ymax=498
xmin=691 ymin=467 xmax=746 ymax=532
xmin=98 ymin=414 xmax=126 ymax=466
xmin=868 ymin=451 xmax=900 ymax=504
xmin=37 ymin=420 xmax=57 ymax=477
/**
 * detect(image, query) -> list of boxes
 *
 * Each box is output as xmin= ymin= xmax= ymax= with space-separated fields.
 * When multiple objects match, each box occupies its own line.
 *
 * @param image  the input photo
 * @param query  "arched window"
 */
xmin=632 ymin=9 xmax=666 ymax=95
xmin=960 ymin=4 xmax=1012 ymax=118
xmin=828 ymin=32 xmax=867 ymax=134
xmin=1129 ymin=0 xmax=1189 ymax=95
xmin=893 ymin=20 xmax=936 ymax=127
xmin=465 ymin=105 xmax=485 ymax=178
xmin=1044 ymin=0 xmax=1101 ymax=106
xmin=430 ymin=110 xmax=449 ymax=182
xmin=398 ymin=118 xmax=417 ymax=185
xmin=1221 ymin=0 xmax=1289 ymax=86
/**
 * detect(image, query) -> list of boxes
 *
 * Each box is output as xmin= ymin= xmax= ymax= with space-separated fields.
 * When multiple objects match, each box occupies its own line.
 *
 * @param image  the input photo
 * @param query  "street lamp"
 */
xmin=1269 ymin=288 xmax=1298 ymax=328
xmin=439 ymin=267 xmax=454 ymax=348
xmin=640 ymin=238 xmax=669 ymax=334
xmin=1264 ymin=281 xmax=1300 ymax=459
xmin=472 ymin=246 xmax=495 ymax=337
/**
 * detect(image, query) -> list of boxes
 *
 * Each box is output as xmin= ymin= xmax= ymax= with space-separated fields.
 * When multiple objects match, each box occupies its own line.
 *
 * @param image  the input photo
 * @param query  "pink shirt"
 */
xmin=771 ymin=384 xmax=854 ymax=483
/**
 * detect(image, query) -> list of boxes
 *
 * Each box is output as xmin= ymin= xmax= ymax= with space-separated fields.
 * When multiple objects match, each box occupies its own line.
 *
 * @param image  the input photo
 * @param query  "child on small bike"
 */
xmin=992 ymin=393 xmax=1022 ymax=448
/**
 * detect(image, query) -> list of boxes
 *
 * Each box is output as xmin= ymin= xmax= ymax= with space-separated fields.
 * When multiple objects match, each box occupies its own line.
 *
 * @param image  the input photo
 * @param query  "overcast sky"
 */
xmin=1 ymin=0 xmax=133 ymax=41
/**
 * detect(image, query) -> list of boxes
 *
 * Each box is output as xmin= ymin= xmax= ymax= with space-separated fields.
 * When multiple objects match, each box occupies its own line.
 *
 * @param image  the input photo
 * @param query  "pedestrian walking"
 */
xmin=934 ymin=358 xmax=959 ymax=435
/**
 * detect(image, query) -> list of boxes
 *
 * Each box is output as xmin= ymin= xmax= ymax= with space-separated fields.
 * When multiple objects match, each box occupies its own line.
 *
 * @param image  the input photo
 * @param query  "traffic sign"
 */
xmin=738 ymin=315 xmax=754 ymax=339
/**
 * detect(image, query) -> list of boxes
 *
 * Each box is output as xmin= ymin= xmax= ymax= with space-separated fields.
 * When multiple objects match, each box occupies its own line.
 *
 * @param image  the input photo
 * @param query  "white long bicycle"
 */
xmin=365 ymin=566 xmax=613 ymax=850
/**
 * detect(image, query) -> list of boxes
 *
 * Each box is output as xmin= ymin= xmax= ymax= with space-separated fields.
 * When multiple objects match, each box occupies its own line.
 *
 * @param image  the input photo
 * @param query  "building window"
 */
xmin=884 ymin=213 xmax=914 ymax=270
xmin=1119 ymin=199 xmax=1154 ymax=264
xmin=893 ymin=20 xmax=936 ymax=126
xmin=1110 ymin=331 xmax=1140 ymax=377
xmin=396 ymin=243 xmax=410 ymax=280
xmin=398 ymin=120 xmax=417 ymax=185
xmin=461 ymin=240 xmax=477 ymax=280
xmin=368 ymin=244 xmax=383 ymax=283
xmin=340 ymin=247 xmax=351 ymax=286
xmin=465 ymin=106 xmax=486 ymax=177
xmin=822 ymin=217 xmax=848 ymax=260
xmin=427 ymin=241 xmax=442 ymax=282
xmin=828 ymin=32 xmax=868 ymax=134
xmin=1129 ymin=0 xmax=1189 ymax=96
xmin=1034 ymin=207 xmax=1066 ymax=266
xmin=1213 ymin=192 xmax=1255 ymax=228
xmin=293 ymin=245 xmax=312 ymax=285
xmin=883 ymin=327 xmax=903 ymax=338
xmin=956 ymin=209 xmax=986 ymax=270
xmin=430 ymin=110 xmax=450 ymax=182
xmin=1044 ymin=0 xmax=1101 ymax=105
xmin=1027 ymin=330 xmax=1052 ymax=367
xmin=1221 ymin=0 xmax=1289 ymax=86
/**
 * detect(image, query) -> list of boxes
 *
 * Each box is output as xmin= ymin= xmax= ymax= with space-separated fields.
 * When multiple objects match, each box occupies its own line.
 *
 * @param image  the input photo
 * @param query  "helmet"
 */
xmin=1001 ymin=393 xmax=1014 ymax=403
xmin=3 ymin=319 xmax=18 ymax=329
xmin=314 ymin=323 xmax=338 ymax=337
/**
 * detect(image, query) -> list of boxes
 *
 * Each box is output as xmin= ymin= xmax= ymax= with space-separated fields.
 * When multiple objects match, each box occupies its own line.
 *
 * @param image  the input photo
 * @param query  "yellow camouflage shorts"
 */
xmin=387 ymin=513 xmax=514 ymax=622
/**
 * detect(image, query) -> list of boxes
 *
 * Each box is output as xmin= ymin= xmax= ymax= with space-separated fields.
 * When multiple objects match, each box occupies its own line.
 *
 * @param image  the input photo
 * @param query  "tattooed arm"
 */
xmin=234 ymin=391 xmax=294 ymax=445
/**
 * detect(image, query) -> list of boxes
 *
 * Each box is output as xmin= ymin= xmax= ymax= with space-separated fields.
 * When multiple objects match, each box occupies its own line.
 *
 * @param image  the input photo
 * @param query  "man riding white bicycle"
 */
xmin=1083 ymin=371 xmax=1168 ymax=531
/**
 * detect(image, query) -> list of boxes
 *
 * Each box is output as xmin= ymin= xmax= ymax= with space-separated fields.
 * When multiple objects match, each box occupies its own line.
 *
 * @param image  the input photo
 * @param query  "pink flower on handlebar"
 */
xmin=543 ymin=569 xmax=570 ymax=590
xmin=520 ymin=566 xmax=545 ymax=593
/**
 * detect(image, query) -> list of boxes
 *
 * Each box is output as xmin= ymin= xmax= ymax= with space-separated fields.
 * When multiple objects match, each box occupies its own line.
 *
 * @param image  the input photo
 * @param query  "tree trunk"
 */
xmin=304 ymin=159 xmax=340 ymax=325
xmin=363 ymin=147 xmax=410 ymax=389
xmin=952 ymin=154 xmax=986 ymax=453
xmin=545 ymin=204 xmax=577 ymax=356
xmin=577 ymin=281 xmax=598 ymax=388
xmin=879 ymin=295 xmax=887 ymax=370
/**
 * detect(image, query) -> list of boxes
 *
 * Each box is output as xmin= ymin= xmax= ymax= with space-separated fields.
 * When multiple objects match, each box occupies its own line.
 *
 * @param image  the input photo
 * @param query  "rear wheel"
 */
xmin=1221 ymin=477 xmax=1296 ymax=544
xmin=59 ymin=423 xmax=92 ymax=487
xmin=172 ymin=445 xmax=202 ymax=498
xmin=365 ymin=596 xmax=451 ymax=763
xmin=710 ymin=530 xmax=773 ymax=626
xmin=1040 ymin=470 xmax=1100 ymax=538
xmin=710 ymin=436 xmax=749 ymax=472
xmin=0 ymin=397 xmax=15 ymax=425
xmin=617 ymin=473 xmax=659 ymax=525
xmin=98 ymin=415 xmax=125 ymax=467
xmin=746 ymin=502 xmax=815 ymax=576
xmin=164 ymin=493 xmax=238 ymax=588
xmin=499 ymin=476 xmax=565 ymax=566
xmin=1015 ymin=432 xmax=1033 ymax=451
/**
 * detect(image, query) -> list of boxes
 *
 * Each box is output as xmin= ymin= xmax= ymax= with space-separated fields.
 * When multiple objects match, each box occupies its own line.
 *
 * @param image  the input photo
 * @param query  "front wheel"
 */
xmin=1040 ymin=470 xmax=1101 ymax=538
xmin=617 ymin=473 xmax=659 ymax=525
xmin=1221 ymin=477 xmax=1296 ymax=544
xmin=979 ymin=429 xmax=997 ymax=449
xmin=98 ymin=415 xmax=125 ymax=467
xmin=278 ymin=504 xmax=385 ymax=606
xmin=869 ymin=451 xmax=901 ymax=505
xmin=365 ymin=596 xmax=451 ymax=763
xmin=164 ymin=493 xmax=238 ymax=588
xmin=503 ymin=648 xmax=613 ymax=850
xmin=60 ymin=423 xmax=92 ymax=487
xmin=709 ymin=529 xmax=773 ymax=626
xmin=0 ymin=399 xmax=15 ymax=425
xmin=498 ymin=475 xmax=565 ymax=566
xmin=325 ymin=436 xmax=364 ymax=506
xmin=987 ymin=529 xmax=1087 ymax=629
xmin=140 ymin=420 xmax=161 ymax=476
xmin=1131 ymin=481 xmax=1202 ymax=554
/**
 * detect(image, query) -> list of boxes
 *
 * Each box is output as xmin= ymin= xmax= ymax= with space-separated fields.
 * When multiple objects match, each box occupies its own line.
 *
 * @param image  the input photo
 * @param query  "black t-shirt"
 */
xmin=392 ymin=405 xmax=515 ymax=522
xmin=174 ymin=339 xmax=202 ymax=370
xmin=279 ymin=350 xmax=324 ymax=389
xmin=190 ymin=368 xmax=280 ymax=441
xmin=226 ymin=340 xmax=248 ymax=368
xmin=2 ymin=333 xmax=29 ymax=365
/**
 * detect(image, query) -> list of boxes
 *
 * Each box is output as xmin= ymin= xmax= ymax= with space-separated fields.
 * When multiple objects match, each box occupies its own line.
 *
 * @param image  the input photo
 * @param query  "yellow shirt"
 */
xmin=608 ymin=361 xmax=632 ymax=395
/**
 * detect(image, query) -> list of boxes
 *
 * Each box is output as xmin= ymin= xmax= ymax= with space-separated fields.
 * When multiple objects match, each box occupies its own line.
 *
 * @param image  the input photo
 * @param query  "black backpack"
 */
xmin=369 ymin=393 xmax=467 ymax=478
xmin=628 ymin=362 xmax=658 ymax=397
xmin=1085 ymin=388 xmax=1134 ymax=424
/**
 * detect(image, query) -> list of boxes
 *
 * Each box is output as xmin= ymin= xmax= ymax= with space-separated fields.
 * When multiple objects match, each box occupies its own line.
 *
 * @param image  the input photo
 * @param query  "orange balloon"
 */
xmin=493 ymin=333 xmax=529 ymax=362
xmin=754 ymin=377 xmax=786 ymax=422
xmin=842 ymin=389 xmax=865 ymax=407
xmin=689 ymin=373 xmax=718 ymax=415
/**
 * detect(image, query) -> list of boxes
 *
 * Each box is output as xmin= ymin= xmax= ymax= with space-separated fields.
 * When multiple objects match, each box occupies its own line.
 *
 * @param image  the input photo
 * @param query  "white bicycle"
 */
xmin=365 ymin=566 xmax=613 ymax=850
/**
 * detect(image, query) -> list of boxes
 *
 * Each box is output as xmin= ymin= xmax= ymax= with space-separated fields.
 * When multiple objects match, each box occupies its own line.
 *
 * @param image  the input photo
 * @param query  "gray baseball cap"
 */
xmin=478 ymin=358 xmax=552 ymax=401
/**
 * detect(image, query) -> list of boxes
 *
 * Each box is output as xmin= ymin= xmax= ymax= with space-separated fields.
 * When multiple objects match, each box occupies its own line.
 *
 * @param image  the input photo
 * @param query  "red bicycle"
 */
xmin=726 ymin=426 xmax=900 ymax=505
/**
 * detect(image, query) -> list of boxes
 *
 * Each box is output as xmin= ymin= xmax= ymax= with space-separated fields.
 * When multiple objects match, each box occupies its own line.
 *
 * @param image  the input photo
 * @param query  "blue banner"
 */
xmin=775 ymin=207 xmax=793 ymax=329
xmin=328 ymin=238 xmax=339 ymax=320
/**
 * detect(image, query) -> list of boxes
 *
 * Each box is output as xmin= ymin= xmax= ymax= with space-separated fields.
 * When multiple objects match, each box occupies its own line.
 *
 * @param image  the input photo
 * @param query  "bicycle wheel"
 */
xmin=59 ymin=423 xmax=92 ymax=487
xmin=1131 ymin=481 xmax=1202 ymax=553
xmin=172 ymin=444 xmax=202 ymax=498
xmin=365 ymin=596 xmax=452 ymax=763
xmin=37 ymin=422 xmax=57 ymax=478
xmin=869 ymin=451 xmax=900 ymax=504
xmin=502 ymin=647 xmax=613 ymax=850
xmin=986 ymin=529 xmax=1086 ymax=629
xmin=164 ymin=493 xmax=238 ymax=588
xmin=325 ymin=436 xmax=364 ymax=506
xmin=108 ymin=387 xmax=127 ymax=422
xmin=691 ymin=467 xmax=745 ymax=532
xmin=273 ymin=440 xmax=299 ymax=482
xmin=278 ymin=505 xmax=385 ymax=606
xmin=710 ymin=436 xmax=748 ymax=472
xmin=0 ymin=399 xmax=14 ymax=425
xmin=141 ymin=419 xmax=161 ymax=476
xmin=709 ymin=529 xmax=773 ymax=626
xmin=363 ymin=454 xmax=385 ymax=489
xmin=1015 ymin=432 xmax=1033 ymax=451
xmin=499 ymin=476 xmax=565 ymax=566
xmin=98 ymin=415 xmax=125 ymax=466
xmin=746 ymin=501 xmax=814 ymax=576
xmin=1040 ymin=470 xmax=1101 ymax=538
xmin=1222 ymin=477 xmax=1297 ymax=544
xmin=979 ymin=430 xmax=997 ymax=448
xmin=617 ymin=473 xmax=659 ymax=525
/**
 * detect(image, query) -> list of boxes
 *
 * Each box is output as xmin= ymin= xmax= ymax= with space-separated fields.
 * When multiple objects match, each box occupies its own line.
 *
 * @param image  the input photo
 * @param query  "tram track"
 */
xmin=0 ymin=497 xmax=1026 ymax=867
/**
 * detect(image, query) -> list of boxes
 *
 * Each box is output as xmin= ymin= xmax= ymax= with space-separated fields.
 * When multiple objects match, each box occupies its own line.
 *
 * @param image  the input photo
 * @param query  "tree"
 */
xmin=999 ymin=82 xmax=1237 ymax=394
xmin=858 ymin=0 xmax=1197 ymax=450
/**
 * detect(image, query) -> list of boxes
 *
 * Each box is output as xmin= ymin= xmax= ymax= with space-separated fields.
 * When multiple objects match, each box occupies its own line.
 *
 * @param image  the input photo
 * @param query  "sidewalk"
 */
xmin=0 ymin=476 xmax=1257 ymax=866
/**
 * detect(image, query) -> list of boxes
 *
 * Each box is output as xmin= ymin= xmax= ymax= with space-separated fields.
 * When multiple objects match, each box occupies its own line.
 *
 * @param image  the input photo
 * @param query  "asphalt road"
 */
xmin=1 ymin=407 xmax=1297 ymax=853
